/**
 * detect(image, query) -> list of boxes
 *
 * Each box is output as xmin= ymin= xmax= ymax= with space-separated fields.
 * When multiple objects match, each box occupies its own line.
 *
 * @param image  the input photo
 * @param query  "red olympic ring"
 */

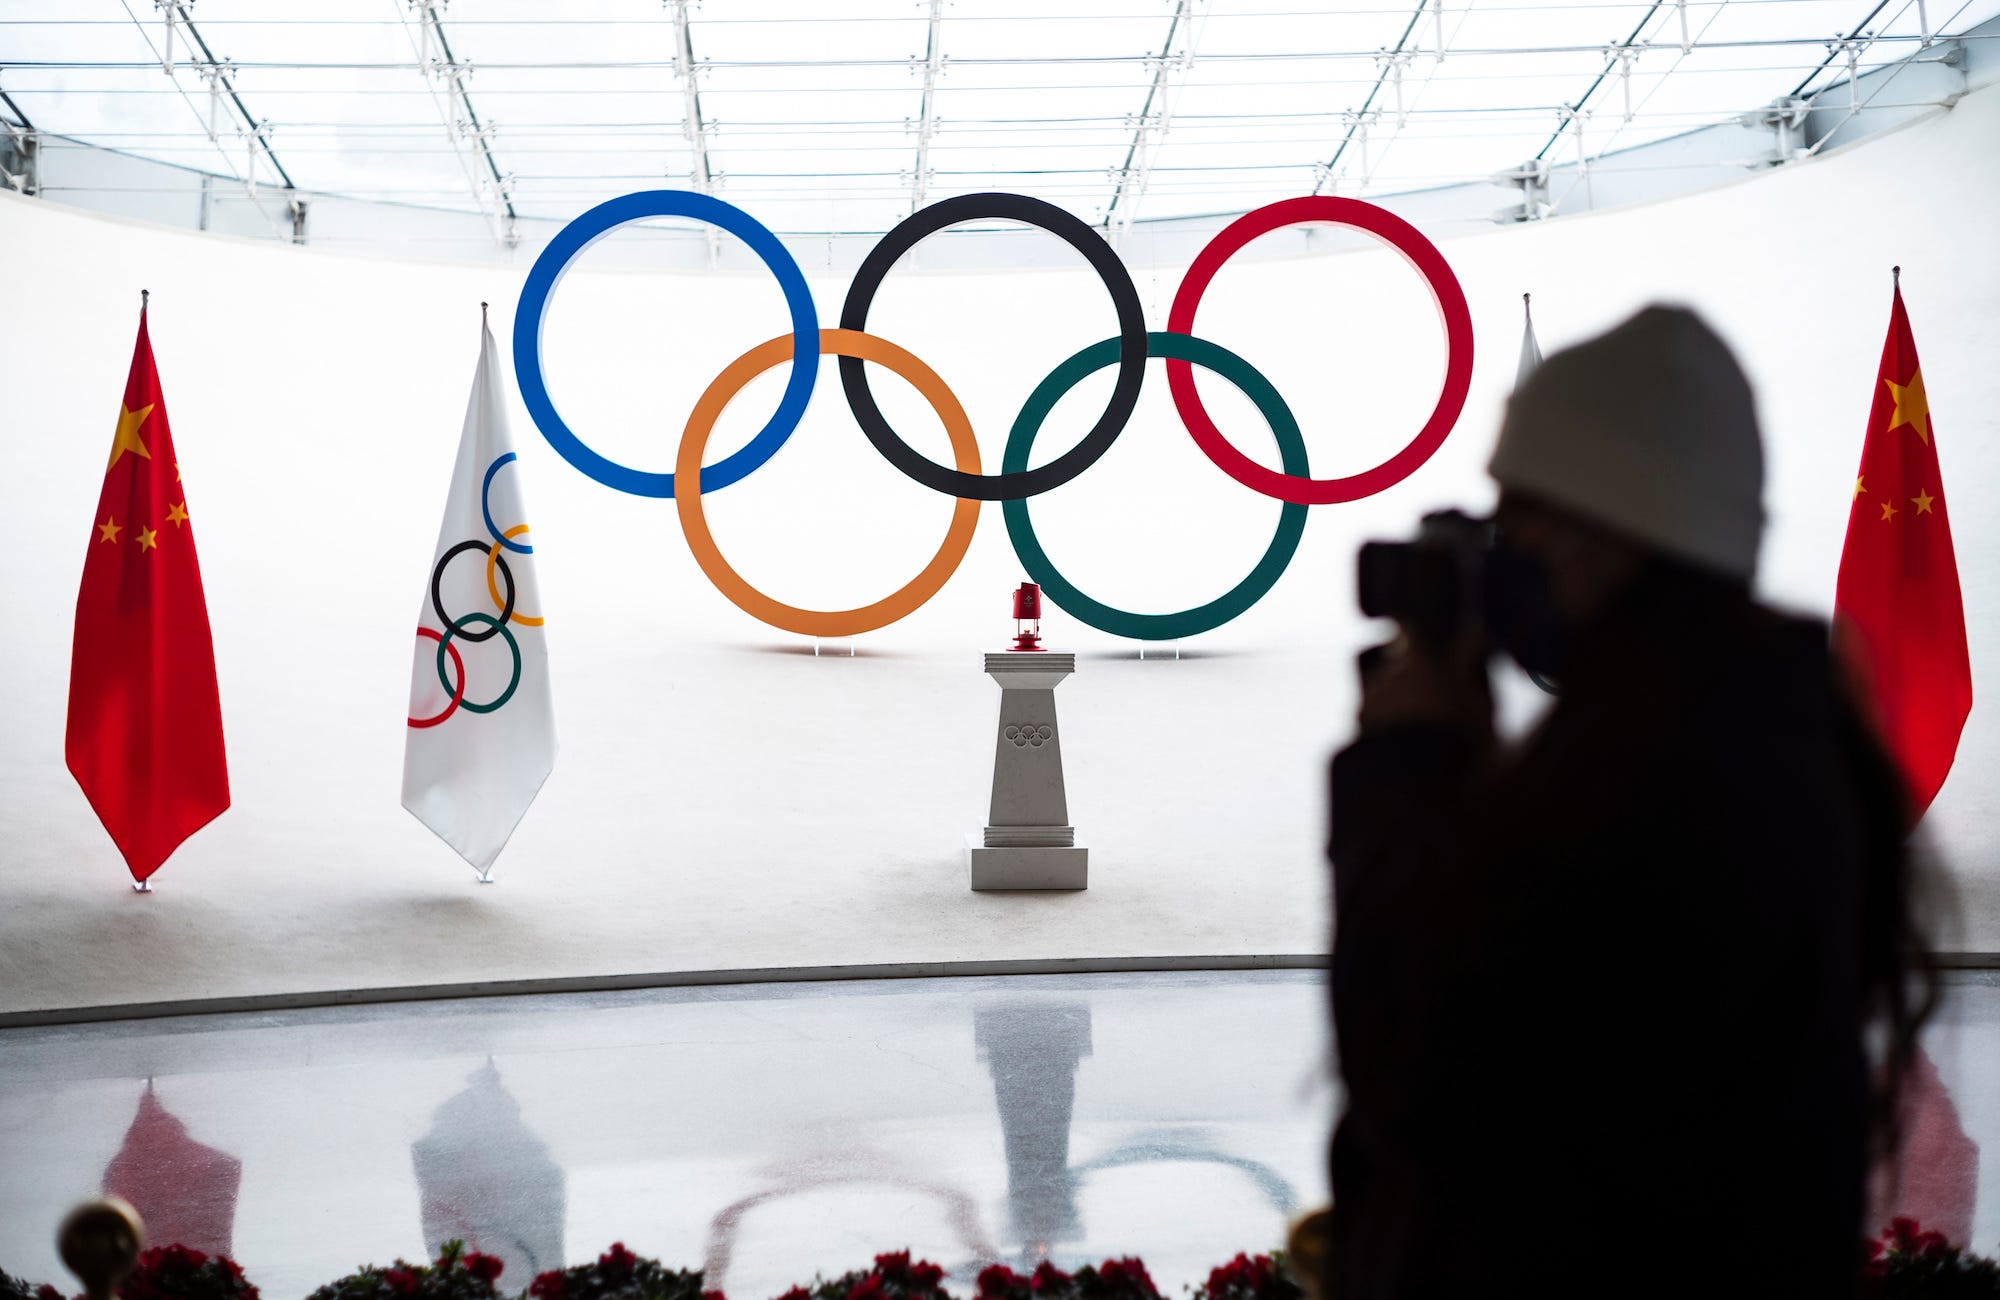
xmin=1165 ymin=195 xmax=1475 ymax=506
xmin=407 ymin=625 xmax=467 ymax=729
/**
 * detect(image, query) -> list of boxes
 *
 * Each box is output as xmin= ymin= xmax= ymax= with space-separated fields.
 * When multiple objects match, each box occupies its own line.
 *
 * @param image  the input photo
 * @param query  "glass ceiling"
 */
xmin=2 ymin=0 xmax=1994 ymax=237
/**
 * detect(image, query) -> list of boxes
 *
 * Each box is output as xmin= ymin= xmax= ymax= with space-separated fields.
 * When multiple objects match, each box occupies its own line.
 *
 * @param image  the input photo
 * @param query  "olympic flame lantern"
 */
xmin=1010 ymin=582 xmax=1044 ymax=652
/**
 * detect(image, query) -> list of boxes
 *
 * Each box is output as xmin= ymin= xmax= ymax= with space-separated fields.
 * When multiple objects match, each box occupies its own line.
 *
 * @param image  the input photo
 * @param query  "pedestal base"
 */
xmin=965 ymin=832 xmax=1088 ymax=891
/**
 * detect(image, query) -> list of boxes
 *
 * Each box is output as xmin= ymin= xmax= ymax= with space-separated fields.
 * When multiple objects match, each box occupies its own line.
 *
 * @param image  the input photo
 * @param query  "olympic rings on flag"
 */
xmin=482 ymin=453 xmax=533 ymax=554
xmin=487 ymin=526 xmax=543 ymax=627
xmin=434 ymin=540 xmax=515 ymax=641
xmin=839 ymin=192 xmax=1147 ymax=502
xmin=514 ymin=190 xmax=819 ymax=498
xmin=1165 ymin=196 xmax=1474 ymax=505
xmin=675 ymin=328 xmax=983 ymax=639
xmin=408 ymin=626 xmax=466 ymax=729
xmin=436 ymin=612 xmax=522 ymax=714
xmin=516 ymin=190 xmax=1476 ymax=640
xmin=1003 ymin=332 xmax=1310 ymax=642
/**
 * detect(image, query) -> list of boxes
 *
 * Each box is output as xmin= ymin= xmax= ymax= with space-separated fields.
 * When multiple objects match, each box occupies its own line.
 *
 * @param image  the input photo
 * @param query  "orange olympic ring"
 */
xmin=674 ymin=328 xmax=982 ymax=638
xmin=486 ymin=525 xmax=544 ymax=626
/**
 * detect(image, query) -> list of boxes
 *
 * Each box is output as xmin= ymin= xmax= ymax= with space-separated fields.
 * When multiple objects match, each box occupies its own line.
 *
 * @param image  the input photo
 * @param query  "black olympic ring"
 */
xmin=431 ymin=539 xmax=515 ymax=642
xmin=838 ymin=191 xmax=1147 ymax=502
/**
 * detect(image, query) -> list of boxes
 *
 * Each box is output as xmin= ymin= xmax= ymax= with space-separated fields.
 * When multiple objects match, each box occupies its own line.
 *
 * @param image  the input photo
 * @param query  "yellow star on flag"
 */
xmin=1884 ymin=367 xmax=1930 ymax=445
xmin=165 ymin=502 xmax=189 ymax=527
xmin=135 ymin=525 xmax=158 ymax=553
xmin=1853 ymin=475 xmax=1866 ymax=499
xmin=1911 ymin=488 xmax=1935 ymax=515
xmin=1880 ymin=500 xmax=1898 ymax=522
xmin=97 ymin=515 xmax=122 ymax=543
xmin=107 ymin=403 xmax=156 ymax=472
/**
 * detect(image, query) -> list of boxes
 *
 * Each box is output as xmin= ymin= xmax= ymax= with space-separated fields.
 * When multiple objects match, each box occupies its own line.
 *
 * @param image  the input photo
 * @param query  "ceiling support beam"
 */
xmin=1313 ymin=2 xmax=1424 ymax=195
xmin=406 ymin=0 xmax=517 ymax=249
xmin=908 ymin=0 xmax=944 ymax=214
xmin=669 ymin=0 xmax=719 ymax=265
xmin=1103 ymin=0 xmax=1204 ymax=236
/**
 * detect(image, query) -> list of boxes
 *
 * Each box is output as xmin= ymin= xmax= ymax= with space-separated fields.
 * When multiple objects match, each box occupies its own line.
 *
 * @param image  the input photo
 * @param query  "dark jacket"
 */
xmin=1326 ymin=565 xmax=1898 ymax=1299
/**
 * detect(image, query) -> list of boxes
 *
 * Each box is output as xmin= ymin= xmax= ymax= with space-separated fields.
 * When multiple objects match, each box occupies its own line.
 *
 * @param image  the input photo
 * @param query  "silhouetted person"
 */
xmin=1325 ymin=307 xmax=1934 ymax=1299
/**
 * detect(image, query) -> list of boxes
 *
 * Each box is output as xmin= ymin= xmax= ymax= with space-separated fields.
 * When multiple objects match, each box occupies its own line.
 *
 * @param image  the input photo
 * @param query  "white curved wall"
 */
xmin=1 ymin=83 xmax=1996 ymax=1013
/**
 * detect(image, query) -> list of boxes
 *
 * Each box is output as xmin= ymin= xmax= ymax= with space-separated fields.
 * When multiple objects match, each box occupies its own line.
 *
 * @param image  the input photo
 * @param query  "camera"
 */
xmin=1356 ymin=509 xmax=1496 ymax=649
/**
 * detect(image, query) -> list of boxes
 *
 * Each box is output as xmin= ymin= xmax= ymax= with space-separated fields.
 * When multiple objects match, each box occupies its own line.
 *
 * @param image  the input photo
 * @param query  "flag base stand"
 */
xmin=475 ymin=870 xmax=495 ymax=884
xmin=131 ymin=880 xmax=153 ymax=893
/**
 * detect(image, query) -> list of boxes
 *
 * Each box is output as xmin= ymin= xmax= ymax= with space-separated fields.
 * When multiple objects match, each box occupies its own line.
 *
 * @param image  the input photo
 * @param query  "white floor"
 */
xmin=0 ymin=646 xmax=1343 ymax=1018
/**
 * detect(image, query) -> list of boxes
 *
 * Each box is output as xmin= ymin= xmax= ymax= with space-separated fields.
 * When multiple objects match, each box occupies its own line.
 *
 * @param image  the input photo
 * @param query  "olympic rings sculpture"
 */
xmin=514 ymin=190 xmax=1473 ymax=641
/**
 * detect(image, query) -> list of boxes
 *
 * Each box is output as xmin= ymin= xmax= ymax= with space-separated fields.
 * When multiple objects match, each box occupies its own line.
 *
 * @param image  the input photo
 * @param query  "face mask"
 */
xmin=1483 ymin=540 xmax=1567 ymax=685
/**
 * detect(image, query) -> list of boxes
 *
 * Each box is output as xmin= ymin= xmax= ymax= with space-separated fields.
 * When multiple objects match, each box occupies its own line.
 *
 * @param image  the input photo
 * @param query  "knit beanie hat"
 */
xmin=1488 ymin=305 xmax=1765 ymax=580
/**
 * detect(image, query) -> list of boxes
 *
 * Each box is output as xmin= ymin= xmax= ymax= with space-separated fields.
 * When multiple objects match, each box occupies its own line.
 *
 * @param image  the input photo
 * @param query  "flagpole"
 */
xmin=1892 ymin=265 xmax=1900 ymax=288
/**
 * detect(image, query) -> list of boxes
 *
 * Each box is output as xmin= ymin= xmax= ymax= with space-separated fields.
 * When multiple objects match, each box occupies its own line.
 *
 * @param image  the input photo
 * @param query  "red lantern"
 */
xmin=1010 ymin=582 xmax=1043 ymax=651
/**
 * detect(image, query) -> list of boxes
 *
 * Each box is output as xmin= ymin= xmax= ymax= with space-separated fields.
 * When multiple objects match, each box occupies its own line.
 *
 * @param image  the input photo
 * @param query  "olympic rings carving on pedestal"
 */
xmin=516 ymin=190 xmax=1475 ymax=641
xmin=1003 ymin=332 xmax=1311 ymax=643
xmin=674 ymin=328 xmax=983 ymax=639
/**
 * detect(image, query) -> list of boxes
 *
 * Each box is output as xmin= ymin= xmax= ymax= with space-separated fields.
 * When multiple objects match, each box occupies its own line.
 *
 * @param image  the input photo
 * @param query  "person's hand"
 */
xmin=1356 ymin=634 xmax=1493 ymax=736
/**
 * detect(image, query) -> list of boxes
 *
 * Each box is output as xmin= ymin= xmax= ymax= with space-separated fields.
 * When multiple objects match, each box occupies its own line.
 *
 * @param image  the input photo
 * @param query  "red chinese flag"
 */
xmin=1834 ymin=280 xmax=1972 ymax=821
xmin=65 ymin=302 xmax=229 ymax=883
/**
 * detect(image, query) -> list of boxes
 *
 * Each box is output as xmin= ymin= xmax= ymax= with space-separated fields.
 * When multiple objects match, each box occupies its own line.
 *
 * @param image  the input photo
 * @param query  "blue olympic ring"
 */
xmin=512 ymin=190 xmax=819 ymax=499
xmin=481 ymin=453 xmax=533 ymax=554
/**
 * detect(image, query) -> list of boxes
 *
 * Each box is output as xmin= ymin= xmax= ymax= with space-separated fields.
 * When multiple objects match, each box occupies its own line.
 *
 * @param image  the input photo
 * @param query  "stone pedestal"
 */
xmin=968 ymin=651 xmax=1087 ymax=890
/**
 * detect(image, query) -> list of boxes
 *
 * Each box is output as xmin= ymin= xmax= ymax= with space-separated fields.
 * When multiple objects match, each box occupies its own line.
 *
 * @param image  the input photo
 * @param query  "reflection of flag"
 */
xmin=1869 ymin=1048 xmax=1979 ymax=1244
xmin=402 ymin=314 xmax=555 ymax=877
xmin=1834 ymin=280 xmax=1971 ymax=819
xmin=66 ymin=301 xmax=229 ymax=884
xmin=1516 ymin=293 xmax=1542 ymax=387
xmin=411 ymin=1061 xmax=564 ymax=1282
xmin=103 ymin=1083 xmax=241 ymax=1255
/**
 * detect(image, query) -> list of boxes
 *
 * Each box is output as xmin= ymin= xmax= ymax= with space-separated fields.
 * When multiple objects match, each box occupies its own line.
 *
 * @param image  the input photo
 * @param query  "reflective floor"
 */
xmin=3 ymin=971 xmax=1997 ymax=1299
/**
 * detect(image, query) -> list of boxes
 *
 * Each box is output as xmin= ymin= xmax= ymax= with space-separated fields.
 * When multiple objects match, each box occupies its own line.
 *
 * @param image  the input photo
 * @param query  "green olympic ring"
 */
xmin=435 ymin=612 xmax=522 ymax=715
xmin=1002 ymin=331 xmax=1310 ymax=642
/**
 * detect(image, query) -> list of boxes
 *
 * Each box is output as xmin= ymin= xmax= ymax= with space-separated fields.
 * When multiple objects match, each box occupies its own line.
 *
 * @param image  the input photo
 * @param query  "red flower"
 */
xmin=776 ymin=1289 xmax=812 ymax=1300
xmin=977 ymin=1266 xmax=1022 ymax=1298
xmin=600 ymin=1245 xmax=639 ymax=1278
xmin=847 ymin=1275 xmax=886 ymax=1300
xmin=701 ymin=1291 xmax=726 ymax=1300
xmin=528 ymin=1271 xmax=566 ymax=1300
xmin=1029 ymin=1263 xmax=1071 ymax=1293
xmin=382 ymin=1270 xmax=417 ymax=1297
xmin=874 ymin=1255 xmax=912 ymax=1279
xmin=464 ymin=1254 xmax=504 ymax=1285
xmin=910 ymin=1262 xmax=944 ymax=1291
xmin=1097 ymin=1259 xmax=1157 ymax=1298
xmin=36 ymin=1287 xmax=63 ymax=1300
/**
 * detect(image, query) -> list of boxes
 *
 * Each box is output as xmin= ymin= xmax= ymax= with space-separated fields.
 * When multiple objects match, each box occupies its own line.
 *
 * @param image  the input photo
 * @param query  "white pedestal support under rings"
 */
xmin=967 ymin=651 xmax=1087 ymax=890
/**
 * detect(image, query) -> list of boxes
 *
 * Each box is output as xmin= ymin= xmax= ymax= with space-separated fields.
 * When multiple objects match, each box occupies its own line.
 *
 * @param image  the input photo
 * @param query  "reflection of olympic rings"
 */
xmin=517 ymin=190 xmax=1474 ymax=640
xmin=436 ymin=612 xmax=522 ymax=714
xmin=514 ymin=189 xmax=819 ymax=499
xmin=487 ymin=526 xmax=543 ymax=627
xmin=408 ymin=627 xmax=466 ymax=729
xmin=481 ymin=453 xmax=533 ymax=554
xmin=433 ymin=540 xmax=514 ymax=641
xmin=1166 ymin=195 xmax=1474 ymax=505
xmin=1004 ymin=332 xmax=1309 ymax=643
xmin=839 ymin=191 xmax=1147 ymax=502
xmin=675 ymin=328 xmax=982 ymax=639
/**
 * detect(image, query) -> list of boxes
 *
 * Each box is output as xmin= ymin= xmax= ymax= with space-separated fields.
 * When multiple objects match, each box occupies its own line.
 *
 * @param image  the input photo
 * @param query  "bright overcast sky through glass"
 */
xmin=3 ymin=0 xmax=1996 ymax=235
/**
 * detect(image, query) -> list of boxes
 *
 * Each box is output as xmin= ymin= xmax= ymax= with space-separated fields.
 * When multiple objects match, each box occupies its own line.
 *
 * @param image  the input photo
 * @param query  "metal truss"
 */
xmin=1103 ymin=0 xmax=1206 ymax=236
xmin=403 ymin=0 xmax=517 ymax=249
